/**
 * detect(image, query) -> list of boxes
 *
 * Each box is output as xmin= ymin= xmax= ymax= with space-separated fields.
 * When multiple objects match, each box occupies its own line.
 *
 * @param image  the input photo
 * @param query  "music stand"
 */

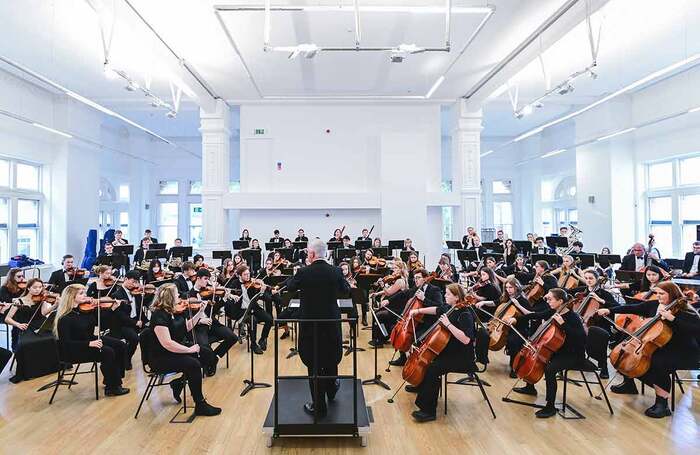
xmin=482 ymin=243 xmax=504 ymax=254
xmin=113 ymin=244 xmax=134 ymax=256
xmin=292 ymin=241 xmax=307 ymax=250
xmin=546 ymin=236 xmax=568 ymax=251
xmin=327 ymin=241 xmax=342 ymax=251
xmin=241 ymin=249 xmax=262 ymax=272
xmin=531 ymin=254 xmax=561 ymax=267
xmin=265 ymin=242 xmax=281 ymax=251
xmin=597 ymin=254 xmax=621 ymax=269
xmin=373 ymin=247 xmax=389 ymax=259
xmin=336 ymin=248 xmax=357 ymax=263
xmin=169 ymin=246 xmax=192 ymax=261
xmin=615 ymin=270 xmax=644 ymax=283
xmin=446 ymin=241 xmax=462 ymax=250
xmin=352 ymin=240 xmax=369 ymax=251
xmin=145 ymin=249 xmax=168 ymax=261
xmin=513 ymin=241 xmax=532 ymax=256
xmin=571 ymin=253 xmax=596 ymax=268
xmin=400 ymin=250 xmax=419 ymax=263
xmin=151 ymin=243 xmax=167 ymax=250
xmin=457 ymin=249 xmax=478 ymax=270
xmin=232 ymin=240 xmax=249 ymax=250
xmin=273 ymin=248 xmax=293 ymax=262
xmin=387 ymin=240 xmax=403 ymax=251
xmin=213 ymin=250 xmax=233 ymax=264
xmin=240 ymin=287 xmax=272 ymax=396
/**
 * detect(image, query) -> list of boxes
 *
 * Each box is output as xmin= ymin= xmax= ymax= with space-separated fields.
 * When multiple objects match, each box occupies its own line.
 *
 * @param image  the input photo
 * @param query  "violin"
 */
xmin=609 ymin=297 xmax=687 ymax=378
xmin=66 ymin=267 xmax=89 ymax=279
xmin=174 ymin=298 xmax=206 ymax=314
xmin=102 ymin=277 xmax=124 ymax=287
xmin=243 ymin=279 xmax=265 ymax=290
xmin=368 ymin=256 xmax=387 ymax=267
xmin=130 ymin=283 xmax=156 ymax=295
xmin=199 ymin=286 xmax=227 ymax=298
xmin=512 ymin=300 xmax=573 ymax=384
xmin=390 ymin=273 xmax=437 ymax=352
xmin=31 ymin=291 xmax=59 ymax=304
xmin=488 ymin=296 xmax=525 ymax=351
xmin=408 ymin=260 xmax=423 ymax=271
xmin=403 ymin=297 xmax=477 ymax=386
xmin=78 ymin=298 xmax=122 ymax=313
xmin=153 ymin=270 xmax=174 ymax=280
xmin=380 ymin=272 xmax=401 ymax=286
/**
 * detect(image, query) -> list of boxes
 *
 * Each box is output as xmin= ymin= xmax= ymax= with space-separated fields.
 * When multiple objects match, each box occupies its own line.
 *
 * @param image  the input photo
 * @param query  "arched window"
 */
xmin=554 ymin=176 xmax=576 ymax=200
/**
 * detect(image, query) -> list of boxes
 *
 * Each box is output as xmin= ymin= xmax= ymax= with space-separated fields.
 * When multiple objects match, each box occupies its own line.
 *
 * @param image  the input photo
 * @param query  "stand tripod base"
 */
xmin=37 ymin=379 xmax=78 ymax=392
xmin=286 ymin=348 xmax=299 ymax=359
xmin=241 ymin=379 xmax=271 ymax=397
xmin=170 ymin=405 xmax=197 ymax=424
xmin=343 ymin=346 xmax=366 ymax=356
xmin=362 ymin=375 xmax=390 ymax=390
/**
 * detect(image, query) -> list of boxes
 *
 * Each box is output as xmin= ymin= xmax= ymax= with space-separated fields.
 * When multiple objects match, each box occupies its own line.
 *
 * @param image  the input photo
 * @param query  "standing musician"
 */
xmin=247 ymin=239 xmax=263 ymax=273
xmin=188 ymin=268 xmax=238 ymax=376
xmin=4 ymin=278 xmax=58 ymax=383
xmin=283 ymin=239 xmax=350 ymax=417
xmin=551 ymin=255 xmax=585 ymax=290
xmin=48 ymin=254 xmax=86 ymax=293
xmin=526 ymin=233 xmax=536 ymax=249
xmin=597 ymin=281 xmax=700 ymax=417
xmin=269 ymin=229 xmax=283 ymax=245
xmin=1 ymin=268 xmax=27 ymax=350
xmin=462 ymin=226 xmax=479 ymax=249
xmin=148 ymin=283 xmax=222 ymax=416
xmin=295 ymin=228 xmax=309 ymax=242
xmin=434 ymin=253 xmax=458 ymax=283
xmin=407 ymin=283 xmax=477 ymax=422
xmin=503 ymin=239 xmax=518 ymax=266
xmin=470 ymin=267 xmax=502 ymax=319
xmin=329 ymin=228 xmax=343 ymax=243
xmin=403 ymin=238 xmax=416 ymax=252
xmin=357 ymin=229 xmax=372 ymax=242
xmin=532 ymin=237 xmax=552 ymax=255
xmin=240 ymin=229 xmax=252 ymax=243
xmin=621 ymin=243 xmax=654 ymax=271
xmin=368 ymin=261 xmax=410 ymax=347
xmin=498 ymin=278 xmax=533 ymax=378
xmin=230 ymin=266 xmax=274 ymax=355
xmin=143 ymin=229 xmax=158 ymax=245
xmin=175 ymin=262 xmax=197 ymax=297
xmin=511 ymin=288 xmax=586 ymax=418
xmin=109 ymin=270 xmax=149 ymax=370
xmin=112 ymin=229 xmax=128 ymax=246
xmin=53 ymin=284 xmax=129 ymax=397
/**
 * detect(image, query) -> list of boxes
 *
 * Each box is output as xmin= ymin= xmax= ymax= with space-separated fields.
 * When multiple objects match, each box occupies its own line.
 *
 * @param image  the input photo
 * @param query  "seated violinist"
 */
xmin=218 ymin=258 xmax=241 ymax=288
xmin=229 ymin=266 xmax=274 ymax=355
xmin=434 ymin=253 xmax=458 ymax=283
xmin=146 ymin=259 xmax=170 ymax=284
xmin=110 ymin=270 xmax=149 ymax=369
xmin=369 ymin=261 xmax=410 ymax=347
xmin=511 ymin=288 xmax=586 ymax=418
xmin=48 ymin=254 xmax=87 ymax=293
xmin=174 ymin=262 xmax=197 ymax=297
xmin=54 ymin=284 xmax=129 ymax=397
xmin=407 ymin=283 xmax=477 ymax=422
xmin=86 ymin=265 xmax=123 ymax=338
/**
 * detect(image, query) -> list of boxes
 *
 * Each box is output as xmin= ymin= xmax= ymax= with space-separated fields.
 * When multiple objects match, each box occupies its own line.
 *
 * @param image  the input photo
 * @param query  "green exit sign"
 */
xmin=254 ymin=128 xmax=266 ymax=135
xmin=193 ymin=207 xmax=203 ymax=213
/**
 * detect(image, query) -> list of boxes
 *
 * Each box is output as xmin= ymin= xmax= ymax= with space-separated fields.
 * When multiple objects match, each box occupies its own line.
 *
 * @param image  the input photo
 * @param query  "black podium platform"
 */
xmin=262 ymin=378 xmax=371 ymax=446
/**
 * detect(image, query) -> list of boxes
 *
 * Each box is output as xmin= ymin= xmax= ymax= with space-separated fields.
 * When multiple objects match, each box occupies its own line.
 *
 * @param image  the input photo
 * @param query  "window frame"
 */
xmin=0 ymin=158 xmax=43 ymax=263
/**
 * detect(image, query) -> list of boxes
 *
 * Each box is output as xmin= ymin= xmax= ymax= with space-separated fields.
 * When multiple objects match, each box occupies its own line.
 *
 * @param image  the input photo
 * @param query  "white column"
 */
xmin=199 ymin=99 xmax=231 ymax=254
xmin=454 ymin=102 xmax=483 ymax=236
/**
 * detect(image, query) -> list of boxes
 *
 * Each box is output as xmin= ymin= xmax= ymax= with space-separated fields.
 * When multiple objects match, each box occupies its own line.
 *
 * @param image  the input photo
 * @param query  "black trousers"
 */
xmin=308 ymin=363 xmax=338 ymax=413
xmin=150 ymin=353 xmax=204 ymax=402
xmin=113 ymin=326 xmax=139 ymax=366
xmin=544 ymin=353 xmax=586 ymax=404
xmin=228 ymin=302 xmax=273 ymax=345
xmin=63 ymin=336 xmax=126 ymax=388
xmin=192 ymin=324 xmax=222 ymax=369
xmin=638 ymin=346 xmax=700 ymax=393
xmin=415 ymin=351 xmax=475 ymax=414
xmin=207 ymin=321 xmax=238 ymax=358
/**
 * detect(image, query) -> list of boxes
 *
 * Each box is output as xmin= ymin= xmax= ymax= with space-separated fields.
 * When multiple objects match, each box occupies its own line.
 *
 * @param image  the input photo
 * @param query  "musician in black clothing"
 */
xmin=133 ymin=237 xmax=152 ymax=268
xmin=1 ymin=268 xmax=27 ymax=352
xmin=408 ymin=283 xmax=477 ymax=422
xmin=175 ymin=262 xmax=197 ymax=297
xmin=503 ymin=239 xmax=518 ymax=266
xmin=48 ymin=254 xmax=81 ymax=293
xmin=532 ymin=237 xmax=552 ymax=255
xmin=525 ymin=260 xmax=558 ymax=311
xmin=512 ymin=288 xmax=586 ymax=418
xmin=503 ymin=255 xmax=530 ymax=284
xmin=681 ymin=241 xmax=700 ymax=278
xmin=471 ymin=268 xmax=501 ymax=319
xmin=148 ymin=283 xmax=221 ymax=416
xmin=284 ymin=239 xmax=350 ymax=417
xmin=109 ymin=270 xmax=149 ymax=369
xmin=228 ymin=266 xmax=274 ymax=355
xmin=188 ymin=269 xmax=238 ymax=376
xmin=357 ymin=229 xmax=371 ymax=242
xmin=389 ymin=269 xmax=443 ymax=367
xmin=598 ymin=281 xmax=700 ymax=418
xmin=294 ymin=229 xmax=309 ymax=242
xmin=112 ymin=229 xmax=128 ymax=246
xmin=240 ymin=229 xmax=252 ymax=243
xmin=434 ymin=253 xmax=458 ymax=282
xmin=462 ymin=226 xmax=479 ymax=249
xmin=86 ymin=265 xmax=123 ymax=340
xmin=269 ymin=229 xmax=283 ymax=244
xmin=54 ymin=284 xmax=129 ymax=396
xmin=94 ymin=243 xmax=128 ymax=270
xmin=500 ymin=278 xmax=534 ymax=378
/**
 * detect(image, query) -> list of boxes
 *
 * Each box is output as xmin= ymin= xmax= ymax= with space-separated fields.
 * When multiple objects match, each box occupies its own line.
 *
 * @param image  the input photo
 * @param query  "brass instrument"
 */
xmin=557 ymin=224 xmax=583 ymax=256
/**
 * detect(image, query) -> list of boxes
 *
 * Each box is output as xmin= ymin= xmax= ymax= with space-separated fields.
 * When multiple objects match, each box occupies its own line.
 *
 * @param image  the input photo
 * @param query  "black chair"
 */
xmin=134 ymin=327 xmax=190 ymax=422
xmin=441 ymin=325 xmax=496 ymax=418
xmin=640 ymin=362 xmax=700 ymax=412
xmin=48 ymin=359 xmax=99 ymax=404
xmin=557 ymin=329 xmax=614 ymax=419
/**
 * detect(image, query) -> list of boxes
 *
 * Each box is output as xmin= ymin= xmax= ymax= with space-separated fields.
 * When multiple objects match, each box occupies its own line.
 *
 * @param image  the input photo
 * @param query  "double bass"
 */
xmin=512 ymin=301 xmax=572 ymax=384
xmin=402 ymin=296 xmax=477 ymax=386
xmin=389 ymin=273 xmax=437 ymax=352
xmin=608 ymin=297 xmax=686 ymax=378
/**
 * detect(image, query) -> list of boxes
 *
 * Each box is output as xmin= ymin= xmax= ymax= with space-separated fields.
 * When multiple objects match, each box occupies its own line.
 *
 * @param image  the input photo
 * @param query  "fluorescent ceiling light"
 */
xmin=224 ymin=5 xmax=492 ymax=14
xmin=689 ymin=106 xmax=700 ymax=113
xmin=426 ymin=76 xmax=445 ymax=99
xmin=596 ymin=127 xmax=636 ymax=142
xmin=512 ymin=53 xmax=700 ymax=143
xmin=541 ymin=148 xmax=566 ymax=158
xmin=480 ymin=149 xmax=495 ymax=158
xmin=32 ymin=122 xmax=73 ymax=139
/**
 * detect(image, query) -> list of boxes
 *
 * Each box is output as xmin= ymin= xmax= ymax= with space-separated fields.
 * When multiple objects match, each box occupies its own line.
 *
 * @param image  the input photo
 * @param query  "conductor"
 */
xmin=285 ymin=239 xmax=350 ymax=417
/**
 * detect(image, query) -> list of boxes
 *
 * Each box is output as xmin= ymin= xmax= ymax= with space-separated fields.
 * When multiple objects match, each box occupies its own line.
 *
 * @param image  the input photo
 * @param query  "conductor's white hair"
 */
xmin=308 ymin=238 xmax=327 ymax=258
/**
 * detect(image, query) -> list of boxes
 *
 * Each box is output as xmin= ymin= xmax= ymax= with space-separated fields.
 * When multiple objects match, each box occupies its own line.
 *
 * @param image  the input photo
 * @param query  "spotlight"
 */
xmin=558 ymin=84 xmax=574 ymax=95
xmin=534 ymin=102 xmax=544 ymax=109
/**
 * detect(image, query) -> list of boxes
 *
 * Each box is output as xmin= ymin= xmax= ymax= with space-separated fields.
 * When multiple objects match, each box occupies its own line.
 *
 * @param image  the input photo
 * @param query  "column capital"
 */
xmin=199 ymin=99 xmax=231 ymax=136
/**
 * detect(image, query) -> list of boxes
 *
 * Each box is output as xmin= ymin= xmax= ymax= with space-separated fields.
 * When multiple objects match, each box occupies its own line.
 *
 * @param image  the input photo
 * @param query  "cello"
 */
xmin=512 ymin=300 xmax=572 ymax=384
xmin=389 ymin=273 xmax=437 ymax=352
xmin=608 ymin=297 xmax=687 ymax=378
xmin=572 ymin=278 xmax=608 ymax=330
xmin=487 ymin=295 xmax=524 ymax=351
xmin=402 ymin=296 xmax=477 ymax=386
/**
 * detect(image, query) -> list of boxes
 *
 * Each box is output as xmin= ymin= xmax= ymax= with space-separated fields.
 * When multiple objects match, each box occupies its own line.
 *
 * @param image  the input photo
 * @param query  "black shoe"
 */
xmin=303 ymin=402 xmax=327 ymax=417
xmin=368 ymin=340 xmax=384 ymax=348
xmin=535 ymin=405 xmax=557 ymax=418
xmin=513 ymin=384 xmax=537 ymax=396
xmin=170 ymin=378 xmax=184 ymax=403
xmin=509 ymin=369 xmax=517 ymax=379
xmin=599 ymin=368 xmax=609 ymax=380
xmin=611 ymin=378 xmax=638 ymax=395
xmin=411 ymin=410 xmax=436 ymax=422
xmin=105 ymin=386 xmax=130 ymax=397
xmin=195 ymin=400 xmax=222 ymax=417
xmin=280 ymin=330 xmax=290 ymax=340
xmin=328 ymin=379 xmax=341 ymax=401
xmin=361 ymin=314 xmax=368 ymax=327
xmin=644 ymin=396 xmax=671 ymax=418
xmin=8 ymin=375 xmax=22 ymax=384
xmin=389 ymin=354 xmax=407 ymax=367
xmin=252 ymin=344 xmax=264 ymax=355
xmin=259 ymin=338 xmax=268 ymax=352
xmin=405 ymin=385 xmax=419 ymax=393
xmin=206 ymin=362 xmax=217 ymax=377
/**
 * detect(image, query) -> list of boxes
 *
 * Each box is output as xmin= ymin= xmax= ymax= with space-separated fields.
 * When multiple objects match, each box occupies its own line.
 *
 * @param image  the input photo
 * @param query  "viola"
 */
xmin=609 ymin=298 xmax=686 ymax=378
xmin=488 ymin=296 xmax=524 ymax=351
xmin=199 ymin=286 xmax=227 ymax=298
xmin=403 ymin=297 xmax=477 ymax=386
xmin=390 ymin=273 xmax=437 ymax=352
xmin=153 ymin=270 xmax=174 ymax=280
xmin=512 ymin=302 xmax=572 ymax=384
xmin=243 ymin=279 xmax=264 ymax=290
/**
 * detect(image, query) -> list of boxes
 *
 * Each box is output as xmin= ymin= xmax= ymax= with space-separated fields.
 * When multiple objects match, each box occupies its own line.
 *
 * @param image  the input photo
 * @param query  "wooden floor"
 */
xmin=0 ymin=324 xmax=698 ymax=454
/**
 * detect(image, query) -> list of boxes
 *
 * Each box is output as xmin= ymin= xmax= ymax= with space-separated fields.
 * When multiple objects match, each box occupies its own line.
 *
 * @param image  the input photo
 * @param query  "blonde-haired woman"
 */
xmin=149 ymin=283 xmax=221 ymax=416
xmin=54 ymin=284 xmax=129 ymax=396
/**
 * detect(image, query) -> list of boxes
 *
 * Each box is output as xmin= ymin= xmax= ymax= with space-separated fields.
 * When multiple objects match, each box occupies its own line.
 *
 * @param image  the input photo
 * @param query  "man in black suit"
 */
xmin=682 ymin=241 xmax=700 ymax=278
xmin=294 ymin=229 xmax=309 ymax=242
xmin=621 ymin=243 xmax=652 ymax=271
xmin=269 ymin=229 xmax=283 ymax=244
xmin=48 ymin=254 xmax=76 ymax=293
xmin=174 ymin=262 xmax=197 ymax=297
xmin=532 ymin=237 xmax=552 ymax=255
xmin=143 ymin=229 xmax=158 ymax=245
xmin=285 ymin=239 xmax=350 ymax=417
xmin=94 ymin=243 xmax=130 ymax=271
xmin=357 ymin=229 xmax=372 ymax=242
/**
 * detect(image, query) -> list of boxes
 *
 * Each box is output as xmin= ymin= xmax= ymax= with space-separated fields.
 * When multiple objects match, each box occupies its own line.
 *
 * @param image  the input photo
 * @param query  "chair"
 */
xmin=640 ymin=362 xmax=700 ymax=412
xmin=134 ymin=327 xmax=191 ymax=423
xmin=48 ymin=360 xmax=99 ymax=404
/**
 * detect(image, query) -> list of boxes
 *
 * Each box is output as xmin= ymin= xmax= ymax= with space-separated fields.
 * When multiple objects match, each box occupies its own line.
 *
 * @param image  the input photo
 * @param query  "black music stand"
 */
xmin=446 ymin=241 xmax=462 ymax=250
xmin=482 ymin=242 xmax=503 ymax=254
xmin=145 ymin=249 xmax=168 ymax=261
xmin=232 ymin=240 xmax=250 ymax=250
xmin=213 ymin=250 xmax=233 ymax=264
xmin=457 ymin=249 xmax=478 ymax=270
xmin=240 ymin=288 xmax=272 ymax=397
xmin=373 ymin=247 xmax=389 ymax=259
xmin=571 ymin=253 xmax=596 ymax=268
xmin=354 ymin=240 xmax=371 ymax=251
xmin=265 ymin=242 xmax=282 ymax=251
xmin=169 ymin=246 xmax=192 ymax=261
xmin=327 ymin=241 xmax=342 ymax=252
xmin=286 ymin=296 xmax=301 ymax=359
xmin=362 ymin=302 xmax=390 ymax=390
xmin=292 ymin=241 xmax=307 ymax=250
xmin=514 ymin=241 xmax=532 ymax=256
xmin=241 ymin=249 xmax=262 ymax=273
xmin=151 ymin=243 xmax=167 ymax=250
xmin=113 ymin=244 xmax=134 ymax=257
xmin=387 ymin=240 xmax=403 ymax=251
xmin=546 ymin=236 xmax=568 ymax=251
xmin=400 ymin=250 xmax=419 ymax=263
xmin=531 ymin=254 xmax=561 ymax=267
xmin=597 ymin=254 xmax=621 ymax=269
xmin=336 ymin=248 xmax=357 ymax=263
xmin=615 ymin=270 xmax=644 ymax=283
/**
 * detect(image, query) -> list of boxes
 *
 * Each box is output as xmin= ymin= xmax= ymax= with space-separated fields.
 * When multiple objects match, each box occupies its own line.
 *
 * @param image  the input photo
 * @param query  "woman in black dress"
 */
xmin=4 ymin=278 xmax=58 ymax=383
xmin=407 ymin=283 xmax=477 ymax=422
xmin=53 ymin=284 xmax=129 ymax=396
xmin=499 ymin=277 xmax=533 ymax=378
xmin=1 ymin=268 xmax=27 ymax=351
xmin=471 ymin=267 xmax=501 ymax=319
xmin=149 ymin=283 xmax=221 ymax=416
xmin=145 ymin=259 xmax=164 ymax=284
xmin=133 ymin=237 xmax=152 ymax=268
xmin=503 ymin=239 xmax=518 ymax=266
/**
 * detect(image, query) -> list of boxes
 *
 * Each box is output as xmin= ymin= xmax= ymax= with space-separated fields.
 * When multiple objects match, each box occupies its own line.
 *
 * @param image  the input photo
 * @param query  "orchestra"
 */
xmin=0 ymin=224 xmax=698 ymax=430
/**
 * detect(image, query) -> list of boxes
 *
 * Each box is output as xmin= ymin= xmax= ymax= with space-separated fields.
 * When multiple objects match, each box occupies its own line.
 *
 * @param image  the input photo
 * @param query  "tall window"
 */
xmin=158 ymin=203 xmax=178 ymax=247
xmin=189 ymin=203 xmax=203 ymax=248
xmin=645 ymin=154 xmax=700 ymax=257
xmin=118 ymin=184 xmax=130 ymax=202
xmin=159 ymin=180 xmax=179 ymax=195
xmin=119 ymin=211 xmax=129 ymax=241
xmin=0 ymin=158 xmax=43 ymax=262
xmin=494 ymin=202 xmax=513 ymax=238
xmin=189 ymin=180 xmax=202 ymax=195
xmin=541 ymin=208 xmax=553 ymax=236
xmin=441 ymin=207 xmax=453 ymax=242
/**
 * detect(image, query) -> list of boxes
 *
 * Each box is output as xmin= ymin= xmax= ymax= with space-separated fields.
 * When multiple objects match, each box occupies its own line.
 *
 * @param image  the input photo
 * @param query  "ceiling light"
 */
xmin=480 ymin=150 xmax=495 ymax=158
xmin=166 ymin=110 xmax=177 ymax=119
xmin=396 ymin=43 xmax=425 ymax=54
xmin=426 ymin=76 xmax=445 ymax=99
xmin=557 ymin=84 xmax=574 ymax=95
xmin=390 ymin=53 xmax=404 ymax=63
xmin=596 ymin=127 xmax=636 ymax=142
xmin=541 ymin=148 xmax=566 ymax=158
xmin=103 ymin=61 xmax=118 ymax=80
xmin=32 ymin=122 xmax=73 ymax=139
xmin=522 ymin=104 xmax=533 ymax=116
xmin=689 ymin=106 xmax=700 ymax=113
